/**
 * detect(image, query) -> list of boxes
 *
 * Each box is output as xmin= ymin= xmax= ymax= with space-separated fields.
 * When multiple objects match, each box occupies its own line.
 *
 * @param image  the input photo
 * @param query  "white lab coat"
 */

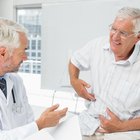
xmin=0 ymin=73 xmax=38 ymax=140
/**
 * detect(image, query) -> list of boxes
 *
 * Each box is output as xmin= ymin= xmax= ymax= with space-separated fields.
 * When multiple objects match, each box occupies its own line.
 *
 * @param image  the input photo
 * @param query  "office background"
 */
xmin=0 ymin=0 xmax=140 ymax=116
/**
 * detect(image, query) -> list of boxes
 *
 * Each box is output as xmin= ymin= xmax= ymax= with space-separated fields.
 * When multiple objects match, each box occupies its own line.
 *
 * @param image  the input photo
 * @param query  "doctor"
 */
xmin=0 ymin=18 xmax=68 ymax=140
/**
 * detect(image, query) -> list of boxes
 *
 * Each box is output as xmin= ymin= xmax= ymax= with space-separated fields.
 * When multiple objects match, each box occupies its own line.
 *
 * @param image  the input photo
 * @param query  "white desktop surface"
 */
xmin=46 ymin=115 xmax=82 ymax=140
xmin=82 ymin=132 xmax=140 ymax=140
xmin=25 ymin=106 xmax=140 ymax=140
xmin=25 ymin=130 xmax=55 ymax=140
xmin=25 ymin=114 xmax=82 ymax=140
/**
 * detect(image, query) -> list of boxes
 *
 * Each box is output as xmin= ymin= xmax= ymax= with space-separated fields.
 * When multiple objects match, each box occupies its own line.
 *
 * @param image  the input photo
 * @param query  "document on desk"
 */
xmin=47 ymin=115 xmax=82 ymax=140
xmin=25 ymin=115 xmax=82 ymax=140
xmin=24 ymin=130 xmax=55 ymax=140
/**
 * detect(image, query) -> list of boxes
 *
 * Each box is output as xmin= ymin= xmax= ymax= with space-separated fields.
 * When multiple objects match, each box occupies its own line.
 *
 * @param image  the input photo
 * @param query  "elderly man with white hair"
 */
xmin=69 ymin=7 xmax=140 ymax=140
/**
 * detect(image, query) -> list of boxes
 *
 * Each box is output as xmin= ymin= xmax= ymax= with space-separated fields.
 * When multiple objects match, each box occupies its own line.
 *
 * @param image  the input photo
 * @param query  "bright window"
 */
xmin=15 ymin=6 xmax=85 ymax=114
xmin=16 ymin=8 xmax=41 ymax=74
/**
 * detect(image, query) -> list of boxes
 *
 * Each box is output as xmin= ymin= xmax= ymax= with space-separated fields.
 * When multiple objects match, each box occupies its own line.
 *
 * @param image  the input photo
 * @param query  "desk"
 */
xmin=82 ymin=134 xmax=104 ymax=140
xmin=82 ymin=132 xmax=140 ymax=140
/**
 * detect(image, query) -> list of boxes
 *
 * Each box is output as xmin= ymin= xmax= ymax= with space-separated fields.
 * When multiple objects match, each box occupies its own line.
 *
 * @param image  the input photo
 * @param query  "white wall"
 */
xmin=0 ymin=0 xmax=14 ymax=19
xmin=14 ymin=0 xmax=41 ymax=6
xmin=41 ymin=0 xmax=140 ymax=90
xmin=0 ymin=0 xmax=140 ymax=90
xmin=0 ymin=0 xmax=42 ymax=19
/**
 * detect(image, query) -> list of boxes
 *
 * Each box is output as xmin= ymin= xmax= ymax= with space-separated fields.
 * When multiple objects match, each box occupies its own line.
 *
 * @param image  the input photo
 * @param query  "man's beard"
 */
xmin=3 ymin=62 xmax=21 ymax=73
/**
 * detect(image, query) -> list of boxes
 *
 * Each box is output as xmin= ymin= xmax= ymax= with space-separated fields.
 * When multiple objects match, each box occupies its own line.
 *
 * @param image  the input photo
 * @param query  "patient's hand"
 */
xmin=71 ymin=78 xmax=95 ymax=101
xmin=98 ymin=108 xmax=124 ymax=133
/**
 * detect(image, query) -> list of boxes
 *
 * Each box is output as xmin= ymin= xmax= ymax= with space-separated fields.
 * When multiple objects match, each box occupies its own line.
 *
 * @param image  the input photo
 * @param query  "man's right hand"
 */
xmin=71 ymin=78 xmax=95 ymax=101
xmin=36 ymin=104 xmax=68 ymax=130
xmin=69 ymin=62 xmax=95 ymax=101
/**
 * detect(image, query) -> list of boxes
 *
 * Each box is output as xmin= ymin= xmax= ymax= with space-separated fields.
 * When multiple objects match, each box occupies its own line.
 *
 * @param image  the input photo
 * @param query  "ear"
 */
xmin=135 ymin=33 xmax=140 ymax=44
xmin=0 ymin=47 xmax=6 ymax=56
xmin=137 ymin=33 xmax=140 ymax=40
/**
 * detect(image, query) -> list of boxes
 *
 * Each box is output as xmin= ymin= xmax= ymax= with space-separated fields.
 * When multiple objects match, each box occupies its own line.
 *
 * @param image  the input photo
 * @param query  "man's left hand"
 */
xmin=98 ymin=108 xmax=124 ymax=133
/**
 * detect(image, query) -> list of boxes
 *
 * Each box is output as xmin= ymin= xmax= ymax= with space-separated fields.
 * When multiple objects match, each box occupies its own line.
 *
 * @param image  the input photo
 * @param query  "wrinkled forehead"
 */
xmin=112 ymin=17 xmax=135 ymax=33
xmin=113 ymin=17 xmax=134 ymax=26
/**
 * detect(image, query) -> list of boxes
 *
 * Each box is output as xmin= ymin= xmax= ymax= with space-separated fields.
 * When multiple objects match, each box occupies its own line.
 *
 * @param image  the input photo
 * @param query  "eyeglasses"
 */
xmin=109 ymin=24 xmax=138 ymax=39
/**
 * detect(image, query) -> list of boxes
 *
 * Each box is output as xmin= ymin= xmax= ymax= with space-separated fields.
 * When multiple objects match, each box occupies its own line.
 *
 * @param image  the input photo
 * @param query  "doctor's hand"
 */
xmin=36 ymin=104 xmax=68 ymax=130
xmin=98 ymin=108 xmax=124 ymax=133
xmin=71 ymin=78 xmax=95 ymax=101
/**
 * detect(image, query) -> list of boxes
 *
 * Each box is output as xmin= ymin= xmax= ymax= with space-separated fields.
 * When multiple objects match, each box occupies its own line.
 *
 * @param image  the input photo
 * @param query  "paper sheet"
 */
xmin=46 ymin=115 xmax=82 ymax=140
xmin=24 ymin=130 xmax=55 ymax=140
xmin=25 ymin=115 xmax=82 ymax=140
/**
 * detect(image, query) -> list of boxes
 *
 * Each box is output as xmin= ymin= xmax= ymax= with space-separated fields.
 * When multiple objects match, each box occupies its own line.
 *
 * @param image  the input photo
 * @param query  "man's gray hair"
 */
xmin=116 ymin=7 xmax=140 ymax=34
xmin=0 ymin=18 xmax=27 ymax=49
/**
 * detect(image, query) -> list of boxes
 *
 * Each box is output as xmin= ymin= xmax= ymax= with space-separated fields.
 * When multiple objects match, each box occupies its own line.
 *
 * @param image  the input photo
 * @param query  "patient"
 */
xmin=69 ymin=7 xmax=140 ymax=140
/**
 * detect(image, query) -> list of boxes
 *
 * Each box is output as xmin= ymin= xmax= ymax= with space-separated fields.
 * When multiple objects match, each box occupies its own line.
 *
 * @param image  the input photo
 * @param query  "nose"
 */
xmin=22 ymin=53 xmax=28 ymax=61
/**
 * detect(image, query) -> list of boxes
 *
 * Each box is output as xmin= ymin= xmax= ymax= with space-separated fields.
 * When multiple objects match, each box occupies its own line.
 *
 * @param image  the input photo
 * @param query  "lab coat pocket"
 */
xmin=12 ymin=103 xmax=28 ymax=126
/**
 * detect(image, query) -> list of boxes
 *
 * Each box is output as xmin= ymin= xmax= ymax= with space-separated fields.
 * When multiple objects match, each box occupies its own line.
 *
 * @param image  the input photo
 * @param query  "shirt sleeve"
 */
xmin=0 ymin=122 xmax=39 ymax=140
xmin=71 ymin=41 xmax=92 ymax=71
xmin=70 ymin=38 xmax=100 ymax=71
xmin=70 ymin=36 xmax=108 ymax=71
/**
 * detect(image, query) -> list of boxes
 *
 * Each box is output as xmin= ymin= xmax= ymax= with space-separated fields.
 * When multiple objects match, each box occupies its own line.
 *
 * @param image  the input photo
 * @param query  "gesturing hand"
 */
xmin=36 ymin=104 xmax=68 ymax=130
xmin=71 ymin=79 xmax=95 ymax=101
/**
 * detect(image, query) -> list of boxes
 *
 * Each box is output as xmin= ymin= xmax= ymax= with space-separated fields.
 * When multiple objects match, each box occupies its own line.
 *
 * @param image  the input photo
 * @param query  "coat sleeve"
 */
xmin=0 ymin=122 xmax=38 ymax=140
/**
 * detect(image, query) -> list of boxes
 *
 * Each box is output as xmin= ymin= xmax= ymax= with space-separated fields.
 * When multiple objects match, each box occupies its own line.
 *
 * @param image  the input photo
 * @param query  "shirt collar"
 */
xmin=0 ymin=76 xmax=5 ymax=79
xmin=103 ymin=41 xmax=140 ymax=65
xmin=0 ymin=74 xmax=10 ymax=80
